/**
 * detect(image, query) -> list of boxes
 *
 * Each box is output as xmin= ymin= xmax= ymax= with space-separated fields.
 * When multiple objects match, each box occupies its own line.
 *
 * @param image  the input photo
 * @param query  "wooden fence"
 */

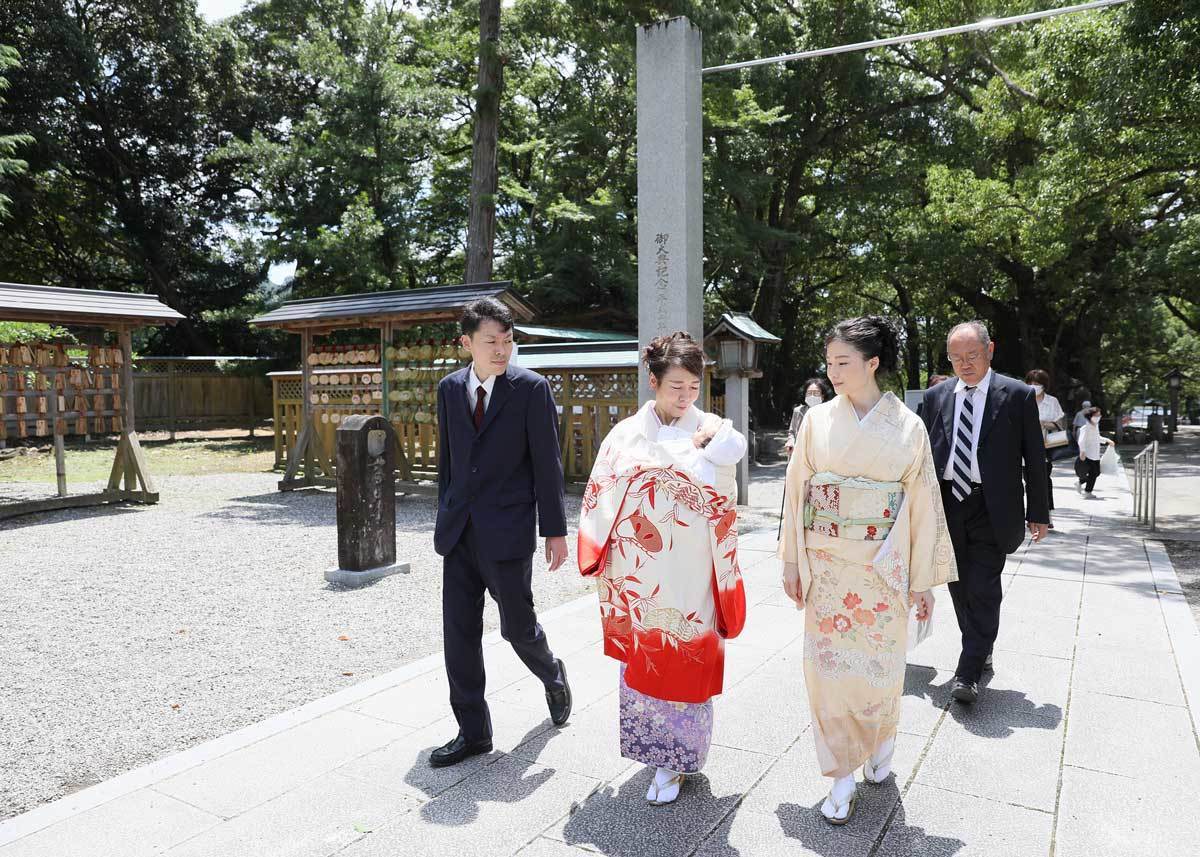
xmin=270 ymin=367 xmax=722 ymax=483
xmin=134 ymin=358 xmax=272 ymax=436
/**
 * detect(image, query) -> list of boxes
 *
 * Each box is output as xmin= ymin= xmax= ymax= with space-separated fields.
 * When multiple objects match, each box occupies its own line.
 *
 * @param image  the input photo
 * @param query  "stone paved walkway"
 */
xmin=2 ymin=463 xmax=1197 ymax=857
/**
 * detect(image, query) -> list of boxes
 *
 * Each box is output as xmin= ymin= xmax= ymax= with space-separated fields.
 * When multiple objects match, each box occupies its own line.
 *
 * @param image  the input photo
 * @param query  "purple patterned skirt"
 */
xmin=618 ymin=664 xmax=713 ymax=773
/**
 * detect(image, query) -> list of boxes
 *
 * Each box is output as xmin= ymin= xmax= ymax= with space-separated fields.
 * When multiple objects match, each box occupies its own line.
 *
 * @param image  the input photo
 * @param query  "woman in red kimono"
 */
xmin=578 ymin=332 xmax=747 ymax=805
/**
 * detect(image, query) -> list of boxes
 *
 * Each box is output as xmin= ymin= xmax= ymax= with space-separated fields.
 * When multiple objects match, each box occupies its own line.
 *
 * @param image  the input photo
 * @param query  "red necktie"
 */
xmin=473 ymin=386 xmax=486 ymax=430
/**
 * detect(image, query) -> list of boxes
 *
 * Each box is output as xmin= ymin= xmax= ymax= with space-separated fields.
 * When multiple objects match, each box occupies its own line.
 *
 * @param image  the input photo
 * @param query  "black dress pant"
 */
xmin=442 ymin=520 xmax=563 ymax=741
xmin=1081 ymin=458 xmax=1101 ymax=493
xmin=941 ymin=482 xmax=1008 ymax=683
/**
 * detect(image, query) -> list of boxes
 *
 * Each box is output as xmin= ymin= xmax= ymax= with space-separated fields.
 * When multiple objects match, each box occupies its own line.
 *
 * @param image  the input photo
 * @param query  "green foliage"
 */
xmin=0 ymin=44 xmax=32 ymax=218
xmin=0 ymin=0 xmax=1194 ymax=420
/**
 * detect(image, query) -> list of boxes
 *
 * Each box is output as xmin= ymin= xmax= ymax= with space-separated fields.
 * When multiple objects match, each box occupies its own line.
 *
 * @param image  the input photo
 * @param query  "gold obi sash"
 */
xmin=803 ymin=472 xmax=904 ymax=541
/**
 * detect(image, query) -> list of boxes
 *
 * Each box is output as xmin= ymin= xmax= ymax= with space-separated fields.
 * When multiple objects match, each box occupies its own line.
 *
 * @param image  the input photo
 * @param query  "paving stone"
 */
xmin=1054 ymin=764 xmax=1200 ymax=857
xmin=153 ymin=710 xmax=410 ymax=818
xmin=916 ymin=706 xmax=1063 ymax=811
xmin=733 ymin=604 xmax=805 ymax=653
xmin=336 ymin=705 xmax=551 ymax=803
xmin=900 ymin=666 xmax=955 ymax=737
xmin=1065 ymin=691 xmax=1200 ymax=780
xmin=993 ymin=611 xmax=1076 ymax=661
xmin=160 ymin=773 xmax=418 ymax=857
xmin=493 ymin=646 xmax=617 ymax=715
xmin=694 ymin=806 xmax=871 ymax=856
xmin=974 ymin=650 xmax=1072 ymax=713
xmin=337 ymin=755 xmax=600 ymax=857
xmin=1075 ymin=608 xmax=1172 ymax=653
xmin=721 ymin=641 xmax=784 ymax=689
xmin=0 ymin=789 xmax=219 ymax=857
xmin=712 ymin=662 xmax=810 ymax=756
xmin=738 ymin=731 xmax=927 ymax=843
xmin=509 ymin=691 xmax=634 ymax=782
xmin=544 ymin=744 xmax=773 ymax=857
xmin=999 ymin=576 xmax=1082 ymax=619
xmin=1071 ymin=641 xmax=1185 ymax=705
xmin=875 ymin=784 xmax=1053 ymax=856
xmin=515 ymin=838 xmax=598 ymax=856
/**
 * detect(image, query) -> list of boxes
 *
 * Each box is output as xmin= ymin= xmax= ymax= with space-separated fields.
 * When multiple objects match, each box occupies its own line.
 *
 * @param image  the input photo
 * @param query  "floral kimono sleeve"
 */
xmin=900 ymin=426 xmax=958 ymax=592
xmin=778 ymin=409 xmax=816 ymax=597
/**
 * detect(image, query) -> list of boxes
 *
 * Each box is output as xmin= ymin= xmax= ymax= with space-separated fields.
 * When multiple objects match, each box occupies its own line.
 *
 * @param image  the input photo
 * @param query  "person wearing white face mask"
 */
xmin=1025 ymin=370 xmax=1065 ymax=528
xmin=1076 ymin=407 xmax=1104 ymax=495
xmin=785 ymin=377 xmax=834 ymax=457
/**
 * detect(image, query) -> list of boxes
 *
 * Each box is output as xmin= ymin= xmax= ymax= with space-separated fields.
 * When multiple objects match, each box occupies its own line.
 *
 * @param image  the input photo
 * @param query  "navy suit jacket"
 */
xmin=433 ymin=364 xmax=568 ymax=560
xmin=921 ymin=371 xmax=1050 ymax=555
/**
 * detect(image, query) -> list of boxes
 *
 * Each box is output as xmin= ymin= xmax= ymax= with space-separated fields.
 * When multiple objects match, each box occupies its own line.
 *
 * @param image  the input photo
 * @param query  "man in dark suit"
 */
xmin=921 ymin=321 xmax=1049 ymax=705
xmin=429 ymin=297 xmax=572 ymax=767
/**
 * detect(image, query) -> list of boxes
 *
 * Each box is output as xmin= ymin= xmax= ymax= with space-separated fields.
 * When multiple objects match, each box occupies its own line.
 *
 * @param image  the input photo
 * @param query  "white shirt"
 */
xmin=466 ymin=365 xmax=498 ymax=413
xmin=1078 ymin=422 xmax=1102 ymax=460
xmin=1037 ymin=393 xmax=1064 ymax=424
xmin=943 ymin=369 xmax=993 ymax=484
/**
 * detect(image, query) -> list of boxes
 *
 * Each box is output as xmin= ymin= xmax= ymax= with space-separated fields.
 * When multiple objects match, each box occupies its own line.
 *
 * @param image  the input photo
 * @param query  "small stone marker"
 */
xmin=325 ymin=414 xmax=410 ymax=586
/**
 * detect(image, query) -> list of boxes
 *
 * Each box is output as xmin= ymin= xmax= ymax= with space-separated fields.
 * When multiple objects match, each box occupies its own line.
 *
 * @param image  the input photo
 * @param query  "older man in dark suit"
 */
xmin=921 ymin=321 xmax=1049 ymax=705
xmin=430 ymin=297 xmax=572 ymax=767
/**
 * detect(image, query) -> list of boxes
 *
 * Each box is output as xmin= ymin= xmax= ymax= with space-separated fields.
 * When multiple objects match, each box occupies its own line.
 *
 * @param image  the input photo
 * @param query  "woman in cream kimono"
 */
xmin=780 ymin=317 xmax=957 ymax=825
xmin=579 ymin=331 xmax=747 ymax=806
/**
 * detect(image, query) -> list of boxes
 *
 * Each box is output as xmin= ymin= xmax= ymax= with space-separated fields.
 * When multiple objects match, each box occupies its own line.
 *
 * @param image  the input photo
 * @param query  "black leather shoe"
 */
xmin=951 ymin=677 xmax=979 ymax=704
xmin=547 ymin=659 xmax=572 ymax=726
xmin=429 ymin=733 xmax=492 ymax=768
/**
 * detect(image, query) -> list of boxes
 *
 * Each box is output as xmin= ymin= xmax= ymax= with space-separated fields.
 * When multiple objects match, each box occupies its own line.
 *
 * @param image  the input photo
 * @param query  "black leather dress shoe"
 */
xmin=547 ymin=659 xmax=572 ymax=726
xmin=951 ymin=677 xmax=979 ymax=704
xmin=429 ymin=733 xmax=492 ymax=768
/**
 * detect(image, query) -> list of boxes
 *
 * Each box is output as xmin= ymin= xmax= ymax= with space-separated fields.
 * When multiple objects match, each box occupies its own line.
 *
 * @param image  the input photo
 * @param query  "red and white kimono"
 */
xmin=578 ymin=402 xmax=747 ymax=705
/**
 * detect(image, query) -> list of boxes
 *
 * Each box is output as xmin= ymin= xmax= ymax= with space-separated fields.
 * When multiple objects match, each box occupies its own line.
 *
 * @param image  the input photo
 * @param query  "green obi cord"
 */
xmin=803 ymin=472 xmax=904 ymax=541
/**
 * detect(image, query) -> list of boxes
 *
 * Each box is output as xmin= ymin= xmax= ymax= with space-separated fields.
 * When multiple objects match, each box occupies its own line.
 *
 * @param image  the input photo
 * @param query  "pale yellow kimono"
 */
xmin=779 ymin=392 xmax=956 ymax=777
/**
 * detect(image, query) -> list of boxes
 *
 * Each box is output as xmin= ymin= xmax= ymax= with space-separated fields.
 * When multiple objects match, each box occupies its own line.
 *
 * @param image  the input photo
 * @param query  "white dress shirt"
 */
xmin=466 ymin=364 xmax=498 ymax=413
xmin=943 ymin=369 xmax=993 ymax=484
xmin=1037 ymin=394 xmax=1064 ymax=424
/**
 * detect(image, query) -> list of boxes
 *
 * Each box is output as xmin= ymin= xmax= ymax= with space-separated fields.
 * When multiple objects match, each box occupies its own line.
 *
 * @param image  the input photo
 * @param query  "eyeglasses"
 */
xmin=947 ymin=352 xmax=984 ymax=366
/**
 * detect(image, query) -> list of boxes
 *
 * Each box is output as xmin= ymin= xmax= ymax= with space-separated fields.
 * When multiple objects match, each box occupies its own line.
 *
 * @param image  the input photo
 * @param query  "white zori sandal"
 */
xmin=647 ymin=767 xmax=685 ymax=805
xmin=821 ymin=774 xmax=858 ymax=825
xmin=863 ymin=736 xmax=896 ymax=784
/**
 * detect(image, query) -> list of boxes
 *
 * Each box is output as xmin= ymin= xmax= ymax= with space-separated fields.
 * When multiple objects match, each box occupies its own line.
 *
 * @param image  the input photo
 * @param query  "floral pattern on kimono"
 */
xmin=778 ymin=393 xmax=957 ymax=777
xmin=579 ymin=402 xmax=747 ymax=705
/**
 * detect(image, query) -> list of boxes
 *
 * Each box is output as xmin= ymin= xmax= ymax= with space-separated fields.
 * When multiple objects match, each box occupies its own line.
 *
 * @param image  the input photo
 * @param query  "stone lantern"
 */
xmin=706 ymin=312 xmax=781 ymax=501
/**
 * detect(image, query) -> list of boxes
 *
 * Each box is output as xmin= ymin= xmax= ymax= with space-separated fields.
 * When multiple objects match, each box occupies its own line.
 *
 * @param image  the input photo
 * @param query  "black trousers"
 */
xmin=442 ymin=520 xmax=563 ymax=741
xmin=1045 ymin=459 xmax=1055 ymax=512
xmin=1081 ymin=458 xmax=1101 ymax=493
xmin=941 ymin=482 xmax=1008 ymax=683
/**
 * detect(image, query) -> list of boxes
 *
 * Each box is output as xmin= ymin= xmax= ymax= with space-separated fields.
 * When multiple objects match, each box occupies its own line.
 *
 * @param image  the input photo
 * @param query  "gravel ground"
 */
xmin=0 ymin=466 xmax=784 ymax=821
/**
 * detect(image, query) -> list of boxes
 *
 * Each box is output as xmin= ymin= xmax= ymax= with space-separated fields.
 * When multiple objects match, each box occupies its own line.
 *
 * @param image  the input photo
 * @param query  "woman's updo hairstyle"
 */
xmin=643 ymin=331 xmax=705 ymax=381
xmin=824 ymin=316 xmax=901 ymax=376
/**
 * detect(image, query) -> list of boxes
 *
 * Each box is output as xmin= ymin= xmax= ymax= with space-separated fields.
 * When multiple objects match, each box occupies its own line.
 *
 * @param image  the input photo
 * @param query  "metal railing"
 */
xmin=1132 ymin=441 xmax=1159 ymax=530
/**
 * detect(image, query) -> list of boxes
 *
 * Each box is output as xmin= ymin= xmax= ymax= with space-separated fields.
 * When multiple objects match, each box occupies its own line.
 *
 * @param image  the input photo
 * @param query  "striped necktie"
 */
xmin=950 ymin=385 xmax=978 ymax=501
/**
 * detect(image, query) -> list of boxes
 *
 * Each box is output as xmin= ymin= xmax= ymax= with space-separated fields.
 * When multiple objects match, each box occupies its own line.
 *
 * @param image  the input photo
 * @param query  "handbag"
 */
xmin=1044 ymin=429 xmax=1069 ymax=449
xmin=1073 ymin=456 xmax=1089 ymax=481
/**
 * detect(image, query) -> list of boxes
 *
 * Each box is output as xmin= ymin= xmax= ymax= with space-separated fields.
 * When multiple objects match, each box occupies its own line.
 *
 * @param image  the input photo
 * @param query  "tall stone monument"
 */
xmin=636 ymin=17 xmax=704 ymax=405
xmin=325 ymin=414 xmax=410 ymax=586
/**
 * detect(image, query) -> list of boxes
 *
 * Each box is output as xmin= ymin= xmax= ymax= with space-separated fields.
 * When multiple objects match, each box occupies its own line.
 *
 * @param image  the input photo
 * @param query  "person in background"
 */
xmin=927 ymin=374 xmax=950 ymax=388
xmin=1076 ymin=406 xmax=1104 ymax=496
xmin=1025 ymin=369 xmax=1065 ymax=529
xmin=786 ymin=377 xmax=834 ymax=457
xmin=921 ymin=321 xmax=1049 ymax=707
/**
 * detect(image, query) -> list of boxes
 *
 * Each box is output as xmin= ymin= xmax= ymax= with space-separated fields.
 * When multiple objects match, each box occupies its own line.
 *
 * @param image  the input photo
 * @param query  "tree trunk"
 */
xmin=465 ymin=0 xmax=502 ymax=284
